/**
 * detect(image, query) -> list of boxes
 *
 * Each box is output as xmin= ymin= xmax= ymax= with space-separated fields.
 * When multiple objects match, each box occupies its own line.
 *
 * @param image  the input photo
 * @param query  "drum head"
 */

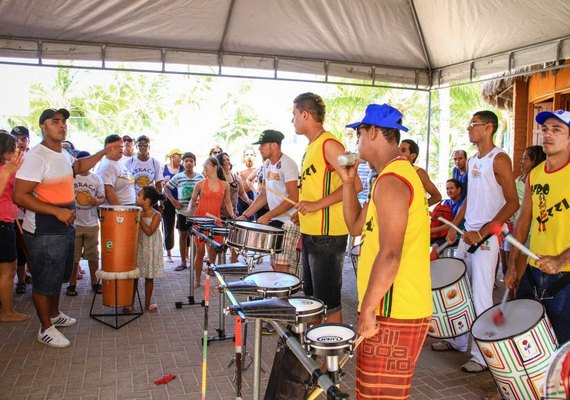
xmin=430 ymin=258 xmax=466 ymax=289
xmin=99 ymin=205 xmax=142 ymax=212
xmin=472 ymin=299 xmax=545 ymax=341
xmin=244 ymin=271 xmax=300 ymax=289
xmin=305 ymin=323 xmax=356 ymax=347
xmin=233 ymin=221 xmax=284 ymax=233
xmin=187 ymin=216 xmax=215 ymax=225
xmin=544 ymin=340 xmax=570 ymax=399
xmin=288 ymin=297 xmax=324 ymax=313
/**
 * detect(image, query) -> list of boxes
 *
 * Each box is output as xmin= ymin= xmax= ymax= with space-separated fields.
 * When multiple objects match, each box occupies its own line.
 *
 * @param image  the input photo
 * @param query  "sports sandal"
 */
xmin=15 ymin=283 xmax=26 ymax=294
xmin=430 ymin=341 xmax=456 ymax=352
xmin=461 ymin=360 xmax=488 ymax=373
xmin=66 ymin=285 xmax=78 ymax=297
xmin=174 ymin=265 xmax=187 ymax=271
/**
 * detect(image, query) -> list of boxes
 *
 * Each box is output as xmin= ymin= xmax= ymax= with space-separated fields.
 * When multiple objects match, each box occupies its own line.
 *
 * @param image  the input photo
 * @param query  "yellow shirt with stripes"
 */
xmin=299 ymin=131 xmax=348 ymax=236
xmin=357 ymin=158 xmax=432 ymax=319
xmin=528 ymin=160 xmax=570 ymax=272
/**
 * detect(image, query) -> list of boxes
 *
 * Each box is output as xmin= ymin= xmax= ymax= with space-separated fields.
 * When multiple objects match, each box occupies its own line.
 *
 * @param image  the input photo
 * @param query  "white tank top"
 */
xmin=464 ymin=147 xmax=506 ymax=231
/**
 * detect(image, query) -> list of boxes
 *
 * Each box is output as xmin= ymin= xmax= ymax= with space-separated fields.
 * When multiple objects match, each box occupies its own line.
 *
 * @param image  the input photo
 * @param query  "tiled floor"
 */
xmin=1 ymin=252 xmax=499 ymax=399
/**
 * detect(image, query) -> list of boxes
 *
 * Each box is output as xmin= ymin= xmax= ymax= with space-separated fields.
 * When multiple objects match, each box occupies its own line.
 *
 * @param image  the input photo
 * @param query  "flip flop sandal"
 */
xmin=174 ymin=265 xmax=187 ymax=271
xmin=66 ymin=285 xmax=78 ymax=297
xmin=91 ymin=283 xmax=103 ymax=294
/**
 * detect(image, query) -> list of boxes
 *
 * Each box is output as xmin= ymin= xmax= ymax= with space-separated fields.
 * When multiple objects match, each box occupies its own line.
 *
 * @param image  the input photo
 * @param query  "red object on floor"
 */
xmin=154 ymin=374 xmax=176 ymax=385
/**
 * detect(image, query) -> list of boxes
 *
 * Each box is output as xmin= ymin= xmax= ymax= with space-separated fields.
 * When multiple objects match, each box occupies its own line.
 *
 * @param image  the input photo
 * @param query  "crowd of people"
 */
xmin=1 ymin=96 xmax=569 ymax=399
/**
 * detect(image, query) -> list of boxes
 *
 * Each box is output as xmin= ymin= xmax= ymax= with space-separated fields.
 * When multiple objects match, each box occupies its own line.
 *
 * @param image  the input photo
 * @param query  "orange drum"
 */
xmin=97 ymin=205 xmax=142 ymax=307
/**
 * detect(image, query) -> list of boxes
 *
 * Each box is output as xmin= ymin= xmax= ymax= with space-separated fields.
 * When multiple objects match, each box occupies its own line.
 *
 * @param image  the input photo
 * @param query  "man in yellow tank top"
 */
xmin=340 ymin=103 xmax=432 ymax=399
xmin=292 ymin=92 xmax=362 ymax=324
xmin=505 ymin=109 xmax=570 ymax=344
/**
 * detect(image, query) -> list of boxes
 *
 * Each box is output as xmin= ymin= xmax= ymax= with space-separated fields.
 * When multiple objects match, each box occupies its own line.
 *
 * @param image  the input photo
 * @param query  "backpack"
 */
xmin=430 ymin=201 xmax=453 ymax=239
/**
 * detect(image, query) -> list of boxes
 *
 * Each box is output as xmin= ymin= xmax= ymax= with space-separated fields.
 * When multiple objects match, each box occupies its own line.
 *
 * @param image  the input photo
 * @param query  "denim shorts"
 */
xmin=0 ymin=221 xmax=17 ymax=263
xmin=24 ymin=231 xmax=75 ymax=296
xmin=301 ymin=234 xmax=348 ymax=313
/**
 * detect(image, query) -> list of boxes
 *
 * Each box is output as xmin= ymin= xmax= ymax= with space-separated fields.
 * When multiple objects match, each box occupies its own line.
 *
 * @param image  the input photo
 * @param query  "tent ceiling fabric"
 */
xmin=0 ymin=0 xmax=569 ymax=88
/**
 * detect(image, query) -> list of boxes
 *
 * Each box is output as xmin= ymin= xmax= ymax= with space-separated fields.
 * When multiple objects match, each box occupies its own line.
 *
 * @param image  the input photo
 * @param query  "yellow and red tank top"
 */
xmin=299 ymin=132 xmax=348 ymax=236
xmin=357 ymin=158 xmax=432 ymax=319
xmin=528 ymin=160 xmax=570 ymax=272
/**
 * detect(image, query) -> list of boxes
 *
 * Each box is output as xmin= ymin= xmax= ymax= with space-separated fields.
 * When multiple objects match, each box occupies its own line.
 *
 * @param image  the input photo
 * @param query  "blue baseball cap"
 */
xmin=536 ymin=109 xmax=570 ymax=127
xmin=346 ymin=104 xmax=408 ymax=132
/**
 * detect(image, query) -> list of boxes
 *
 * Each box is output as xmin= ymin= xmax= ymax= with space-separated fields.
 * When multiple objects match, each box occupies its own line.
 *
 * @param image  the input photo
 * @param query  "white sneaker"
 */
xmin=50 ymin=311 xmax=77 ymax=327
xmin=37 ymin=325 xmax=71 ymax=348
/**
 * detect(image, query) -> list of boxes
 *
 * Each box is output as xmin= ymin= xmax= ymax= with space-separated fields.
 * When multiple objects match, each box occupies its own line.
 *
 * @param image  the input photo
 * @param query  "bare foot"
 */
xmin=0 ymin=311 xmax=31 ymax=322
xmin=147 ymin=304 xmax=159 ymax=313
xmin=193 ymin=282 xmax=201 ymax=289
xmin=166 ymin=256 xmax=174 ymax=263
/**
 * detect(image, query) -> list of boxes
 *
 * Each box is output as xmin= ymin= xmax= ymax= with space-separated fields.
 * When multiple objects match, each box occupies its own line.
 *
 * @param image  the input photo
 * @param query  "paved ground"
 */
xmin=0 ymin=250 xmax=500 ymax=400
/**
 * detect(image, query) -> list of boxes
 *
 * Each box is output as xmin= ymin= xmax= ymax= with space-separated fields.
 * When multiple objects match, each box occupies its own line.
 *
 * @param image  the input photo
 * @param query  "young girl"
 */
xmin=189 ymin=157 xmax=236 ymax=287
xmin=134 ymin=186 xmax=165 ymax=313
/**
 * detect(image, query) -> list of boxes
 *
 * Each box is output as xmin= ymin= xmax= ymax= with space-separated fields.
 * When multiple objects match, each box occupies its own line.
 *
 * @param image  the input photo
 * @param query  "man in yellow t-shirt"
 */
xmin=292 ymin=92 xmax=362 ymax=324
xmin=505 ymin=108 xmax=570 ymax=344
xmin=339 ymin=103 xmax=432 ymax=399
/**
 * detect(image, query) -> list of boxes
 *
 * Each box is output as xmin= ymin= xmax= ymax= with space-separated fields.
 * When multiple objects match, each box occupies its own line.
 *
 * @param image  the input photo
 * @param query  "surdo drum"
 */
xmin=429 ymin=257 xmax=476 ymax=338
xmin=472 ymin=299 xmax=558 ymax=400
xmin=97 ymin=205 xmax=142 ymax=307
xmin=305 ymin=323 xmax=357 ymax=357
xmin=227 ymin=221 xmax=284 ymax=254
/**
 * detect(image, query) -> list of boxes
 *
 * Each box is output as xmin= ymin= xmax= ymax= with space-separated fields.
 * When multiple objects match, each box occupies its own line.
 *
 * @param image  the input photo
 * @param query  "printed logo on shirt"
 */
xmin=266 ymin=171 xmax=282 ymax=181
xmin=471 ymin=162 xmax=482 ymax=178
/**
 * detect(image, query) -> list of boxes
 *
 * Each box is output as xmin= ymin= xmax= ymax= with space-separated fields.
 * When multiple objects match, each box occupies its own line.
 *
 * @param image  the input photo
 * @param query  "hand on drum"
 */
xmin=358 ymin=310 xmax=379 ymax=339
xmin=445 ymin=229 xmax=457 ymax=245
xmin=256 ymin=214 xmax=270 ymax=225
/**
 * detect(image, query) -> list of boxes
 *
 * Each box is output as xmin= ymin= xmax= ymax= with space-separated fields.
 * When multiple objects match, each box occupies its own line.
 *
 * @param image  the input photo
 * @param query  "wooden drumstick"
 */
xmin=205 ymin=212 xmax=223 ymax=223
xmin=263 ymin=185 xmax=296 ymax=206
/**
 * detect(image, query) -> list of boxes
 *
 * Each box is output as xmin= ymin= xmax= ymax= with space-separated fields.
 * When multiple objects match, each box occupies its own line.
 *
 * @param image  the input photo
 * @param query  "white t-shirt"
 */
xmin=16 ymin=144 xmax=75 ymax=234
xmin=74 ymin=172 xmax=104 ymax=227
xmin=97 ymin=157 xmax=136 ymax=205
xmin=124 ymin=156 xmax=164 ymax=195
xmin=263 ymin=153 xmax=299 ymax=224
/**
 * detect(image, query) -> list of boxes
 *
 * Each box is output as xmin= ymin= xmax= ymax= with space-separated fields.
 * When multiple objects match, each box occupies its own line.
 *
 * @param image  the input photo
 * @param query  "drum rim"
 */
xmin=430 ymin=257 xmax=468 ymax=289
xmin=305 ymin=323 xmax=356 ymax=347
xmin=243 ymin=271 xmax=301 ymax=291
xmin=231 ymin=221 xmax=285 ymax=234
xmin=288 ymin=297 xmax=325 ymax=315
xmin=99 ymin=205 xmax=142 ymax=211
xmin=471 ymin=298 xmax=547 ymax=342
xmin=186 ymin=216 xmax=215 ymax=224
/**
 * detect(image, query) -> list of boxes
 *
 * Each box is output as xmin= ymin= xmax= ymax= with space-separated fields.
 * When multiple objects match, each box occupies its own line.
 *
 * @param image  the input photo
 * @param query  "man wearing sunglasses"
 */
xmin=125 ymin=135 xmax=164 ymax=196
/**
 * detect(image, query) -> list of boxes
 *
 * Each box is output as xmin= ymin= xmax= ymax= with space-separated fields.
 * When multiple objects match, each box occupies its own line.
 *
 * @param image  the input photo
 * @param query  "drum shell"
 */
xmin=429 ymin=257 xmax=476 ymax=338
xmin=227 ymin=222 xmax=284 ymax=254
xmin=242 ymin=271 xmax=302 ymax=298
xmin=288 ymin=296 xmax=325 ymax=325
xmin=472 ymin=299 xmax=558 ymax=400
xmin=304 ymin=323 xmax=356 ymax=357
xmin=99 ymin=206 xmax=141 ymax=273
xmin=101 ymin=279 xmax=134 ymax=307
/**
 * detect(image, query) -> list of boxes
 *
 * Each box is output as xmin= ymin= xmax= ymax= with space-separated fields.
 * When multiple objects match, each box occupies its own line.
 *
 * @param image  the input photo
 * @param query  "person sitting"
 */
xmin=430 ymin=178 xmax=464 ymax=247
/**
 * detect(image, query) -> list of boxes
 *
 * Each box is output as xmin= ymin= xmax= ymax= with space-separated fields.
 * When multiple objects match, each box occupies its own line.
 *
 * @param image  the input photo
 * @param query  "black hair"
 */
xmin=182 ymin=152 xmax=196 ymax=162
xmin=473 ymin=111 xmax=499 ymax=134
xmin=401 ymin=139 xmax=420 ymax=163
xmin=216 ymin=152 xmax=233 ymax=170
xmin=524 ymin=145 xmax=546 ymax=168
xmin=204 ymin=156 xmax=225 ymax=180
xmin=293 ymin=92 xmax=326 ymax=123
xmin=453 ymin=149 xmax=467 ymax=158
xmin=446 ymin=178 xmax=463 ymax=192
xmin=104 ymin=134 xmax=122 ymax=145
xmin=140 ymin=186 xmax=165 ymax=206
xmin=0 ymin=132 xmax=16 ymax=163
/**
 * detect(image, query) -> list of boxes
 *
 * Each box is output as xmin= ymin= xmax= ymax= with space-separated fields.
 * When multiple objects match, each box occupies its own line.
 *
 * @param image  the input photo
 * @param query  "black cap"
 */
xmin=39 ymin=108 xmax=70 ymax=125
xmin=76 ymin=151 xmax=91 ymax=159
xmin=10 ymin=126 xmax=29 ymax=138
xmin=136 ymin=135 xmax=150 ymax=143
xmin=252 ymin=129 xmax=285 ymax=145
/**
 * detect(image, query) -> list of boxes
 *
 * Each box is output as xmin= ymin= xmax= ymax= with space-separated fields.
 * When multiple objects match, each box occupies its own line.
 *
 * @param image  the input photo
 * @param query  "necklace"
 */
xmin=310 ymin=128 xmax=325 ymax=143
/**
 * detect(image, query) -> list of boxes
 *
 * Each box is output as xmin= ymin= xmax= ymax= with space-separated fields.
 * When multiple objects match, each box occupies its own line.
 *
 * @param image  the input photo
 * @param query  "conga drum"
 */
xmin=97 ymin=205 xmax=142 ymax=307
xmin=472 ymin=299 xmax=559 ymax=400
xmin=429 ymin=258 xmax=476 ymax=338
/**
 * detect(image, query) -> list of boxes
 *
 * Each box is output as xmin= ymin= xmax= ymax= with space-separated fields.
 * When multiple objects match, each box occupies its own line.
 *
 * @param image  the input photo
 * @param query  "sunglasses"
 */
xmin=123 ymin=138 xmax=133 ymax=143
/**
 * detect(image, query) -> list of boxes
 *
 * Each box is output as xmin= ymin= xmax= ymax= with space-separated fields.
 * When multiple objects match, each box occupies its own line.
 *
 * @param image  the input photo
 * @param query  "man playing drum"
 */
xmin=292 ymin=92 xmax=362 ymax=325
xmin=434 ymin=111 xmax=519 ymax=373
xmin=340 ymin=104 xmax=432 ymax=398
xmin=14 ymin=108 xmax=122 ymax=348
xmin=239 ymin=129 xmax=300 ymax=274
xmin=505 ymin=109 xmax=570 ymax=344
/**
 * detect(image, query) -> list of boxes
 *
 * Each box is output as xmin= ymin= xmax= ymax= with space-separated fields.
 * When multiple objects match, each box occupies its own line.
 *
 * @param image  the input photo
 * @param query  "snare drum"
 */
xmin=225 ymin=271 xmax=301 ymax=298
xmin=198 ymin=223 xmax=219 ymax=235
xmin=210 ymin=226 xmax=230 ymax=237
xmin=186 ymin=216 xmax=215 ymax=227
xmin=288 ymin=296 xmax=325 ymax=325
xmin=429 ymin=258 xmax=476 ymax=338
xmin=305 ymin=323 xmax=356 ymax=357
xmin=543 ymin=340 xmax=570 ymax=399
xmin=472 ymin=299 xmax=558 ymax=400
xmin=227 ymin=221 xmax=284 ymax=254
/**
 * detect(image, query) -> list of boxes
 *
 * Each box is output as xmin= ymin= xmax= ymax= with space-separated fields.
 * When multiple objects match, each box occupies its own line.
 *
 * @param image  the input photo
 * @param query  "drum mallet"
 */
xmin=437 ymin=217 xmax=493 ymax=253
xmin=492 ymin=288 xmax=510 ymax=325
xmin=488 ymin=222 xmax=540 ymax=261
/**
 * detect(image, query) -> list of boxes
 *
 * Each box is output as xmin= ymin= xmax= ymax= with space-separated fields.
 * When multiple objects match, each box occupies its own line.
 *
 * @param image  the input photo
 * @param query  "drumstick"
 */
xmin=205 ymin=212 xmax=223 ymax=223
xmin=488 ymin=222 xmax=540 ymax=261
xmin=492 ymin=288 xmax=509 ymax=325
xmin=437 ymin=216 xmax=464 ymax=235
xmin=263 ymin=185 xmax=296 ymax=206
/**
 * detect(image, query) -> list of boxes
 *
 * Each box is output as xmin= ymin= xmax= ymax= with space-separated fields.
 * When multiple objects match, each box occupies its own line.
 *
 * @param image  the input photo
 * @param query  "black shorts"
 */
xmin=0 ymin=221 xmax=17 ymax=263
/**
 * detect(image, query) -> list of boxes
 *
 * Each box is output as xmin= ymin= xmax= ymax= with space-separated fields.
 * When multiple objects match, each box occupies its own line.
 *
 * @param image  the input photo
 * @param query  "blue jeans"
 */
xmin=301 ymin=234 xmax=347 ymax=313
xmin=24 ymin=231 xmax=75 ymax=296
xmin=516 ymin=265 xmax=570 ymax=344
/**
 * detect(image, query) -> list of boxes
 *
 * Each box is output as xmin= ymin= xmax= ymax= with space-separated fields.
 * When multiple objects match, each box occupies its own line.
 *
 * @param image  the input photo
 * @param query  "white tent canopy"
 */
xmin=0 ymin=0 xmax=569 ymax=88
